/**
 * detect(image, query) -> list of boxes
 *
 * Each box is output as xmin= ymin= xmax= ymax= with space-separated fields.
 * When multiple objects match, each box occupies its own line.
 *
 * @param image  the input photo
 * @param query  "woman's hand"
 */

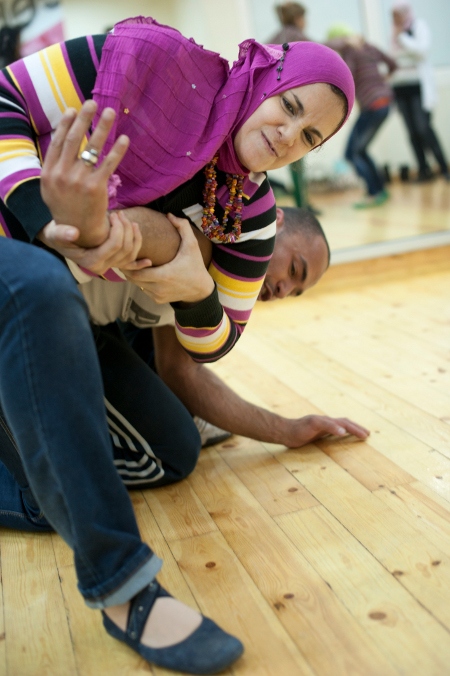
xmin=123 ymin=214 xmax=214 ymax=305
xmin=40 ymin=100 xmax=130 ymax=248
xmin=38 ymin=211 xmax=151 ymax=276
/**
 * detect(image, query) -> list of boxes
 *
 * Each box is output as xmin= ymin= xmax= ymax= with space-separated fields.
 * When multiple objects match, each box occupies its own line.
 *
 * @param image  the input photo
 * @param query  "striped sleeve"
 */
xmin=0 ymin=35 xmax=104 ymax=241
xmin=174 ymin=172 xmax=276 ymax=363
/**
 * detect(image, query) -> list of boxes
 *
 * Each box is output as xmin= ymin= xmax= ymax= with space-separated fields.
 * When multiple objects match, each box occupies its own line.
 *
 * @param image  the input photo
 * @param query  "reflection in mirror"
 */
xmin=253 ymin=0 xmax=450 ymax=261
xmin=275 ymin=179 xmax=450 ymax=264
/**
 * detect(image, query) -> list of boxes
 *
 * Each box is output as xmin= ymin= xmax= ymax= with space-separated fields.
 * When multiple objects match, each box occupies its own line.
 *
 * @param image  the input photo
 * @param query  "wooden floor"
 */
xmin=2 ymin=223 xmax=450 ymax=673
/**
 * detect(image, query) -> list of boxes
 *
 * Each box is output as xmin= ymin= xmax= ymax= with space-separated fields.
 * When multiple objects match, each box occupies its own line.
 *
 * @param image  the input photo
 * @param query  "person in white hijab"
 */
xmin=390 ymin=1 xmax=449 ymax=181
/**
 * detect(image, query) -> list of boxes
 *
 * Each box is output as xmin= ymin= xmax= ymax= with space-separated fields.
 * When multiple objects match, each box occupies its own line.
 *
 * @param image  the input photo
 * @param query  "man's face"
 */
xmin=258 ymin=208 xmax=329 ymax=301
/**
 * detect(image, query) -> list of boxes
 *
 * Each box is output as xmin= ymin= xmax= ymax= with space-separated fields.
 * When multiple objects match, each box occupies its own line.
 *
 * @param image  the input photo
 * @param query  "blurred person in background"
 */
xmin=327 ymin=23 xmax=397 ymax=208
xmin=267 ymin=1 xmax=310 ymax=44
xmin=267 ymin=3 xmax=317 ymax=212
xmin=390 ymin=1 xmax=449 ymax=182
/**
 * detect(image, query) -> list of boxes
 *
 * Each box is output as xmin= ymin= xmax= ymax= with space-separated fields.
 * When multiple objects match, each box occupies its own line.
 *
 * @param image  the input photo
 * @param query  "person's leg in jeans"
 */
xmin=345 ymin=107 xmax=389 ymax=205
xmin=0 ymin=411 xmax=53 ymax=531
xmin=395 ymin=85 xmax=431 ymax=179
xmin=0 ymin=237 xmax=243 ymax=673
xmin=422 ymin=111 xmax=449 ymax=178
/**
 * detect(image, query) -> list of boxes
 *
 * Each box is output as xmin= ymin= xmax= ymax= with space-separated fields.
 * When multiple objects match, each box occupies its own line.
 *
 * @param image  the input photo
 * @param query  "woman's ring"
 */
xmin=81 ymin=148 xmax=99 ymax=167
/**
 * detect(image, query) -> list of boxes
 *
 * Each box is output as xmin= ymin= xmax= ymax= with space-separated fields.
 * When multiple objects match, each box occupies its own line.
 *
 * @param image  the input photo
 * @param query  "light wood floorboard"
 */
xmin=1 ymin=238 xmax=450 ymax=671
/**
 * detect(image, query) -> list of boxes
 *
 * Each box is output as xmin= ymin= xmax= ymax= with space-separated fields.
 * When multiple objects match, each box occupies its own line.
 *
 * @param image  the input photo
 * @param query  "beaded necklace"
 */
xmin=201 ymin=155 xmax=244 ymax=243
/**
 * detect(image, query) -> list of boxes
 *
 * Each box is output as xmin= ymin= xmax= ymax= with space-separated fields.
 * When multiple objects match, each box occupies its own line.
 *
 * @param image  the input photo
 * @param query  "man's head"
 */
xmin=276 ymin=2 xmax=307 ymax=30
xmin=258 ymin=206 xmax=330 ymax=301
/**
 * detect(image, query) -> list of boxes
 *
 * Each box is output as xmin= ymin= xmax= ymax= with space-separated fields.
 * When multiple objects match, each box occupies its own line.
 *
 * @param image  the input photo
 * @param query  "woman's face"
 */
xmin=393 ymin=9 xmax=407 ymax=28
xmin=234 ymin=82 xmax=345 ymax=172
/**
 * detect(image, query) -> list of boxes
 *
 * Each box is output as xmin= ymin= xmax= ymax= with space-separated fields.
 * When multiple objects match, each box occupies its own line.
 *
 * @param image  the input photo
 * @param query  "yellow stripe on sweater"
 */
xmin=40 ymin=43 xmax=83 ymax=113
xmin=210 ymin=266 xmax=262 ymax=295
xmin=0 ymin=138 xmax=38 ymax=157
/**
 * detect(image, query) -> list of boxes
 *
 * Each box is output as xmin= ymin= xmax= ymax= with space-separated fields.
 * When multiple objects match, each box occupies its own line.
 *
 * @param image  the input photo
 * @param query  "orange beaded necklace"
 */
xmin=201 ymin=155 xmax=244 ymax=243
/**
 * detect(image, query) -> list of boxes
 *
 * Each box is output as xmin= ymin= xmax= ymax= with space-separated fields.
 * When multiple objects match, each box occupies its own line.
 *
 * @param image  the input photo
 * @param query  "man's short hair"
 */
xmin=276 ymin=2 xmax=306 ymax=25
xmin=281 ymin=207 xmax=331 ymax=266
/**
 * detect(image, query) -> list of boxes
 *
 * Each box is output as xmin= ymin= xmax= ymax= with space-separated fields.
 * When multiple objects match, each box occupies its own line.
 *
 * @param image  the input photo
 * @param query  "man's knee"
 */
xmin=171 ymin=422 xmax=201 ymax=480
xmin=158 ymin=421 xmax=201 ymax=484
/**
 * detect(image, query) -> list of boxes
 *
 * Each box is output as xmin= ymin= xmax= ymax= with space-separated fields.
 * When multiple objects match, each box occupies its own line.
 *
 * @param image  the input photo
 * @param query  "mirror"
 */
xmin=252 ymin=0 xmax=450 ymax=263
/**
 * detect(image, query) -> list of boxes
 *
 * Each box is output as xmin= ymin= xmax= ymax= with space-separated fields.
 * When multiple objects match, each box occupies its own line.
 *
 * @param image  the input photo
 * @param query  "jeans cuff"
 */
xmin=84 ymin=553 xmax=163 ymax=609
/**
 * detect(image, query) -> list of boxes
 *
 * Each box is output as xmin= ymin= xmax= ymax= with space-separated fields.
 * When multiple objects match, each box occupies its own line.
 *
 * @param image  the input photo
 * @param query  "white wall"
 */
xmin=62 ymin=0 xmax=252 ymax=63
xmin=62 ymin=0 xmax=176 ymax=37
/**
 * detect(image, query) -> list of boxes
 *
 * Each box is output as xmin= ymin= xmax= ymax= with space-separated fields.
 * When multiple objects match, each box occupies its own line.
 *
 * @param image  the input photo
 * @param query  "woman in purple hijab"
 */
xmin=91 ymin=17 xmax=354 ymax=210
xmin=1 ymin=16 xmax=355 ymax=367
xmin=0 ymin=16 xmax=355 ymax=675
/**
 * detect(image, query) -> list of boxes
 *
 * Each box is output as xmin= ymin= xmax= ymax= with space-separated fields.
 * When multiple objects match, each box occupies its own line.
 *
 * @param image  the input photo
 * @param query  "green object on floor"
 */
xmin=353 ymin=189 xmax=389 ymax=209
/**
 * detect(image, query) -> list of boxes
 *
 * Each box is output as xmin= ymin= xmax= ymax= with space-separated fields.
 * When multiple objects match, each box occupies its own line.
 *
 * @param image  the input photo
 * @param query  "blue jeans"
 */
xmin=345 ymin=106 xmax=389 ymax=196
xmin=0 ymin=238 xmax=165 ymax=608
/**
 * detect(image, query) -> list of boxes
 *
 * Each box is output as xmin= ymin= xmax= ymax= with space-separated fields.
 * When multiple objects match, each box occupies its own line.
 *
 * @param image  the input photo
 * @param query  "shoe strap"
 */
xmin=126 ymin=580 xmax=169 ymax=644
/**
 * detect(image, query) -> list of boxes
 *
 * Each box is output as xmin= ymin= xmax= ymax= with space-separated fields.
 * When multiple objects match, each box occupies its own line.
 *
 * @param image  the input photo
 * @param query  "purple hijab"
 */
xmin=93 ymin=16 xmax=354 ymax=209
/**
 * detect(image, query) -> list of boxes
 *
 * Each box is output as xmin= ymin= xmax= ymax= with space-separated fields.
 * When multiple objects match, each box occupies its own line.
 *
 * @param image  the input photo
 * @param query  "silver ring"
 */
xmin=81 ymin=148 xmax=99 ymax=167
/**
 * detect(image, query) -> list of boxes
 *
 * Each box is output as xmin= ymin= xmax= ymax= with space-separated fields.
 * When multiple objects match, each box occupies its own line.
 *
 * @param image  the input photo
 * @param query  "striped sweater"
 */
xmin=0 ymin=35 xmax=276 ymax=363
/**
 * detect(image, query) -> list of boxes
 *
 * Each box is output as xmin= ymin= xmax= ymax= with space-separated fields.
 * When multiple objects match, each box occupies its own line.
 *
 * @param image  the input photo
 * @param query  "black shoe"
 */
xmin=102 ymin=580 xmax=244 ymax=674
xmin=414 ymin=169 xmax=435 ymax=183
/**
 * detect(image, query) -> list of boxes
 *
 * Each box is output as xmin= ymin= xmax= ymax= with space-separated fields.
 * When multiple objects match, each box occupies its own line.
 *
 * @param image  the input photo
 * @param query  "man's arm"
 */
xmin=153 ymin=325 xmax=370 ymax=446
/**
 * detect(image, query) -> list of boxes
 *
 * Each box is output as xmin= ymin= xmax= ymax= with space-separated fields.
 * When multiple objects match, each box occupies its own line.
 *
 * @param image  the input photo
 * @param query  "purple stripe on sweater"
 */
xmin=78 ymin=266 xmax=97 ymax=278
xmin=212 ymin=259 xmax=264 ymax=283
xmin=87 ymin=36 xmax=100 ymax=70
xmin=9 ymin=60 xmax=50 ymax=134
xmin=0 ymin=112 xmax=29 ymax=122
xmin=77 ymin=266 xmax=125 ymax=282
xmin=38 ymin=134 xmax=51 ymax=158
xmin=1 ymin=168 xmax=40 ymax=200
xmin=239 ymin=189 xmax=276 ymax=220
xmin=101 ymin=268 xmax=126 ymax=282
xmin=224 ymin=307 xmax=251 ymax=323
xmin=0 ymin=210 xmax=11 ymax=237
xmin=61 ymin=42 xmax=85 ymax=105
xmin=0 ymin=133 xmax=32 ymax=140
xmin=0 ymin=71 xmax=27 ymax=107
xmin=215 ymin=244 xmax=272 ymax=262
xmin=176 ymin=323 xmax=224 ymax=338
